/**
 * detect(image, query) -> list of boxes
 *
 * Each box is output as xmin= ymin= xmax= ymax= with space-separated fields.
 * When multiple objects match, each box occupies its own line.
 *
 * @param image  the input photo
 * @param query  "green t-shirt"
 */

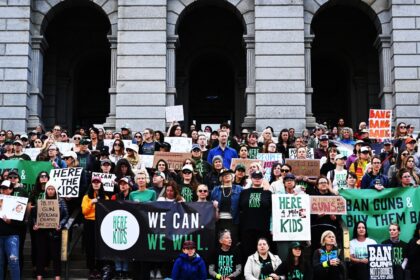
xmin=129 ymin=189 xmax=156 ymax=202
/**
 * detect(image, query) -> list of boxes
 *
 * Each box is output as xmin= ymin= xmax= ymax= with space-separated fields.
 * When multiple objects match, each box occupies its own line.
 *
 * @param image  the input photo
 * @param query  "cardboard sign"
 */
xmin=285 ymin=159 xmax=320 ymax=177
xmin=165 ymin=137 xmax=192 ymax=153
xmin=0 ymin=195 xmax=28 ymax=221
xmin=230 ymin=158 xmax=263 ymax=176
xmin=153 ymin=152 xmax=191 ymax=170
xmin=257 ymin=153 xmax=282 ymax=181
xmin=310 ymin=196 xmax=347 ymax=215
xmin=49 ymin=167 xmax=83 ymax=197
xmin=140 ymin=155 xmax=154 ymax=169
xmin=369 ymin=109 xmax=392 ymax=139
xmin=165 ymin=105 xmax=184 ymax=122
xmin=55 ymin=142 xmax=74 ymax=153
xmin=36 ymin=199 xmax=59 ymax=229
xmin=368 ymin=244 xmax=393 ymax=280
xmin=272 ymin=194 xmax=311 ymax=241
xmin=92 ymin=172 xmax=116 ymax=192
xmin=288 ymin=148 xmax=314 ymax=159
xmin=24 ymin=148 xmax=41 ymax=161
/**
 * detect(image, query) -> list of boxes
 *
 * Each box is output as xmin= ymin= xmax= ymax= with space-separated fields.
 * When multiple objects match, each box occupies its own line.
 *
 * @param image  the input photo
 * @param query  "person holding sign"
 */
xmin=0 ymin=180 xmax=22 ymax=280
xmin=81 ymin=176 xmax=109 ymax=279
xmin=349 ymin=221 xmax=377 ymax=280
xmin=361 ymin=155 xmax=389 ymax=190
xmin=312 ymin=230 xmax=344 ymax=280
xmin=33 ymin=181 xmax=68 ymax=280
xmin=244 ymin=237 xmax=282 ymax=280
xmin=381 ymin=223 xmax=408 ymax=280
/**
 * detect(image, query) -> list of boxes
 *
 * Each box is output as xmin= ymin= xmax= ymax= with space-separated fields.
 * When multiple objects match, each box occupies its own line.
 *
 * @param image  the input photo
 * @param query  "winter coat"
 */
xmin=171 ymin=253 xmax=207 ymax=280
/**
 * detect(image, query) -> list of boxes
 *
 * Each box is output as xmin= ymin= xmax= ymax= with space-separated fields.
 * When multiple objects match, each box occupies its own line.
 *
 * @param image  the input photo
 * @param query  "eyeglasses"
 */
xmin=280 ymin=169 xmax=290 ymax=172
xmin=198 ymin=189 xmax=208 ymax=193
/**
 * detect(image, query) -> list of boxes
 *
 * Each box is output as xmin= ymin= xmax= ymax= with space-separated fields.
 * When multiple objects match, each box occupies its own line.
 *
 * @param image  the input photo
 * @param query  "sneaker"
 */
xmin=150 ymin=270 xmax=155 ymax=279
xmin=155 ymin=269 xmax=162 ymax=279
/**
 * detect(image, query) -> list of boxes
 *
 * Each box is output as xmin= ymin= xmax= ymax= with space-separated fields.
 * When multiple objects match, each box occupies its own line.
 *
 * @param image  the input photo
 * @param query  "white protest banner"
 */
xmin=0 ymin=195 xmax=28 ymax=221
xmin=257 ymin=153 xmax=283 ymax=181
xmin=140 ymin=155 xmax=154 ymax=169
xmin=369 ymin=109 xmax=392 ymax=140
xmin=368 ymin=244 xmax=393 ymax=280
xmin=37 ymin=199 xmax=59 ymax=229
xmin=49 ymin=167 xmax=83 ymax=197
xmin=92 ymin=172 xmax=116 ymax=192
xmin=165 ymin=105 xmax=184 ymax=122
xmin=24 ymin=148 xmax=41 ymax=161
xmin=55 ymin=142 xmax=74 ymax=153
xmin=272 ymin=193 xmax=311 ymax=241
xmin=165 ymin=137 xmax=192 ymax=153
xmin=288 ymin=148 xmax=314 ymax=159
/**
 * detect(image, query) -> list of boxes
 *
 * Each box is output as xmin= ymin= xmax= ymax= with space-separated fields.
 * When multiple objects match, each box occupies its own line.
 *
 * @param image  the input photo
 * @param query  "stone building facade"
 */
xmin=0 ymin=0 xmax=419 ymax=134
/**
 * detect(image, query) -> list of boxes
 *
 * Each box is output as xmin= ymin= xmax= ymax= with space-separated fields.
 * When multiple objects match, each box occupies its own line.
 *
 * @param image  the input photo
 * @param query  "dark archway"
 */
xmin=42 ymin=1 xmax=111 ymax=131
xmin=311 ymin=3 xmax=380 ymax=129
xmin=176 ymin=1 xmax=246 ymax=133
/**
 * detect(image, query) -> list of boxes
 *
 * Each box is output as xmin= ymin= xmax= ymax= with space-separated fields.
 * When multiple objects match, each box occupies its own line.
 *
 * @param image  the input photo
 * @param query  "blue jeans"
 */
xmin=115 ymin=260 xmax=128 ymax=272
xmin=0 ymin=235 xmax=20 ymax=280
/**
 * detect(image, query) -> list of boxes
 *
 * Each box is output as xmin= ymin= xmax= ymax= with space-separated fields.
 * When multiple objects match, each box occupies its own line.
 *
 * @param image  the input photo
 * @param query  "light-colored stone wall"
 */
xmin=255 ymin=0 xmax=306 ymax=133
xmin=0 ymin=1 xmax=31 ymax=132
xmin=390 ymin=1 xmax=420 ymax=130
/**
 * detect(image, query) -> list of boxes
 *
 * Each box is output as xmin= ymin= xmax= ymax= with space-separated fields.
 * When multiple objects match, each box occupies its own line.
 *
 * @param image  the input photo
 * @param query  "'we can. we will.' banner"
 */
xmin=340 ymin=187 xmax=420 ymax=242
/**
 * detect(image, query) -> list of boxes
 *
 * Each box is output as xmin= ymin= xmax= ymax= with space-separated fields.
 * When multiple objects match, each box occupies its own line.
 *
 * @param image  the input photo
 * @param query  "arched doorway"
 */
xmin=176 ymin=1 xmax=246 ymax=133
xmin=42 ymin=1 xmax=111 ymax=131
xmin=311 ymin=3 xmax=380 ymax=128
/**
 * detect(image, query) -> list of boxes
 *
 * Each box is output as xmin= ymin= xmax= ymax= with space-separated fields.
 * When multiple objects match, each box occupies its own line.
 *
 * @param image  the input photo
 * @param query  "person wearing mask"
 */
xmin=361 ymin=155 xmax=389 ymax=190
xmin=81 ymin=176 xmax=109 ymax=279
xmin=244 ymin=237 xmax=281 ymax=280
xmin=382 ymin=223 xmax=408 ymax=280
xmin=312 ymin=230 xmax=344 ymax=280
xmin=32 ymin=181 xmax=68 ymax=280
xmin=211 ymin=169 xmax=242 ymax=246
xmin=0 ymin=180 xmax=23 ymax=280
xmin=308 ymin=125 xmax=325 ymax=149
xmin=171 ymin=240 xmax=207 ymax=280
xmin=207 ymin=130 xmax=238 ymax=169
xmin=275 ymin=242 xmax=312 ymax=280
xmin=209 ymin=230 xmax=242 ymax=280
xmin=239 ymin=170 xmax=273 ymax=264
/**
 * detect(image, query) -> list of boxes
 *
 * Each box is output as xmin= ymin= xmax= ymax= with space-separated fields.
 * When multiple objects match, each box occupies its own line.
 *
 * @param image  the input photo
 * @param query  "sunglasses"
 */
xmin=401 ymin=153 xmax=408 ymax=156
xmin=40 ymin=175 xmax=48 ymax=178
xmin=135 ymin=136 xmax=142 ymax=138
xmin=399 ymin=126 xmax=406 ymax=129
xmin=73 ymin=137 xmax=81 ymax=140
xmin=361 ymin=151 xmax=369 ymax=154
xmin=8 ymin=175 xmax=18 ymax=179
xmin=280 ymin=169 xmax=290 ymax=173
xmin=198 ymin=189 xmax=208 ymax=193
xmin=182 ymin=171 xmax=192 ymax=174
xmin=114 ymin=143 xmax=122 ymax=146
xmin=0 ymin=134 xmax=5 ymax=136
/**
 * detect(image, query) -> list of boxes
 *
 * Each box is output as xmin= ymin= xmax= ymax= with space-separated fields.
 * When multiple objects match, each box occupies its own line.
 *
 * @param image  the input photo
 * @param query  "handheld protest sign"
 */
xmin=0 ymin=195 xmax=28 ymax=221
xmin=165 ymin=105 xmax=184 ymax=122
xmin=230 ymin=158 xmax=263 ymax=176
xmin=37 ymin=199 xmax=60 ymax=228
xmin=288 ymin=148 xmax=314 ymax=159
xmin=369 ymin=109 xmax=392 ymax=140
xmin=310 ymin=196 xmax=347 ymax=215
xmin=272 ymin=194 xmax=311 ymax=241
xmin=165 ymin=137 xmax=192 ymax=153
xmin=257 ymin=153 xmax=282 ymax=181
xmin=49 ymin=167 xmax=83 ymax=197
xmin=285 ymin=159 xmax=320 ymax=177
xmin=92 ymin=172 xmax=116 ymax=192
xmin=153 ymin=152 xmax=191 ymax=170
xmin=368 ymin=244 xmax=393 ymax=280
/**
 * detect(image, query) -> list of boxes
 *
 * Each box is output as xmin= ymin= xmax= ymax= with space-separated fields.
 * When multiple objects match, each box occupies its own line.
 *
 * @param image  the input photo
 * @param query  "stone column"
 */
xmin=242 ymin=35 xmax=256 ymax=129
xmin=374 ymin=35 xmax=393 ymax=110
xmin=104 ymin=35 xmax=117 ymax=129
xmin=28 ymin=35 xmax=48 ymax=129
xmin=166 ymin=36 xmax=178 ymax=107
xmin=305 ymin=35 xmax=316 ymax=128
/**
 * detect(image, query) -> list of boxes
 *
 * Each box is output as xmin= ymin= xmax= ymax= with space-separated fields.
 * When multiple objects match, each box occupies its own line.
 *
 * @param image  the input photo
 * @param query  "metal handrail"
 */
xmin=61 ymin=208 xmax=84 ymax=280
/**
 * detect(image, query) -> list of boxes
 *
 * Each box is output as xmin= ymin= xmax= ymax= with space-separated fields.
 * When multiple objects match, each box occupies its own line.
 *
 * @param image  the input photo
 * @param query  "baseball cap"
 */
xmin=100 ymin=159 xmax=112 ymax=165
xmin=284 ymin=173 xmax=296 ymax=181
xmin=405 ymin=137 xmax=416 ymax=144
xmin=91 ymin=176 xmax=102 ymax=183
xmin=191 ymin=144 xmax=201 ymax=151
xmin=182 ymin=165 xmax=194 ymax=172
xmin=383 ymin=139 xmax=392 ymax=145
xmin=119 ymin=177 xmax=130 ymax=184
xmin=80 ymin=138 xmax=91 ymax=145
xmin=235 ymin=164 xmax=246 ymax=172
xmin=219 ymin=169 xmax=233 ymax=177
xmin=126 ymin=143 xmax=139 ymax=153
xmin=335 ymin=154 xmax=347 ymax=160
xmin=62 ymin=151 xmax=77 ymax=161
xmin=360 ymin=146 xmax=370 ymax=153
xmin=0 ymin=180 xmax=12 ymax=189
xmin=319 ymin=134 xmax=329 ymax=141
xmin=251 ymin=170 xmax=263 ymax=179
xmin=154 ymin=171 xmax=166 ymax=180
xmin=290 ymin=241 xmax=303 ymax=249
xmin=13 ymin=140 xmax=23 ymax=146
xmin=20 ymin=134 xmax=28 ymax=140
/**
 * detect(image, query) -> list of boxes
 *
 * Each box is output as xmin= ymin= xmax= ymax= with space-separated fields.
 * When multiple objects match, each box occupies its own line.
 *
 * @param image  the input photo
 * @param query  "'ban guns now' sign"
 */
xmin=368 ymin=244 xmax=393 ymax=280
xmin=272 ymin=194 xmax=311 ymax=241
xmin=37 ymin=199 xmax=59 ymax=229
xmin=96 ymin=201 xmax=216 ymax=261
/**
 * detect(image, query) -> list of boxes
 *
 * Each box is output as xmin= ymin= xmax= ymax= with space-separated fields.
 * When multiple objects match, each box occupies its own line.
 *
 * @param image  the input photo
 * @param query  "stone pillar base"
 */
xmin=27 ymin=116 xmax=42 ymax=130
xmin=242 ymin=116 xmax=256 ymax=130
xmin=305 ymin=115 xmax=317 ymax=129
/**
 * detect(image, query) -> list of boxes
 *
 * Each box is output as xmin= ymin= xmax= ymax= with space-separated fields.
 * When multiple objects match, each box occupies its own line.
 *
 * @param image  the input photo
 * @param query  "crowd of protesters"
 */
xmin=0 ymin=119 xmax=419 ymax=280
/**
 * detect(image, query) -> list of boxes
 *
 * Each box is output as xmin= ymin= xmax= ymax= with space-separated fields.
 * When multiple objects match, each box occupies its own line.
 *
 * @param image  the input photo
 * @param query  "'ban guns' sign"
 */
xmin=49 ymin=167 xmax=83 ymax=197
xmin=340 ymin=187 xmax=420 ymax=242
xmin=37 ymin=199 xmax=59 ymax=228
xmin=369 ymin=109 xmax=392 ymax=140
xmin=272 ymin=194 xmax=311 ymax=241
xmin=310 ymin=196 xmax=347 ymax=215
xmin=368 ymin=244 xmax=393 ymax=280
xmin=96 ymin=201 xmax=216 ymax=261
